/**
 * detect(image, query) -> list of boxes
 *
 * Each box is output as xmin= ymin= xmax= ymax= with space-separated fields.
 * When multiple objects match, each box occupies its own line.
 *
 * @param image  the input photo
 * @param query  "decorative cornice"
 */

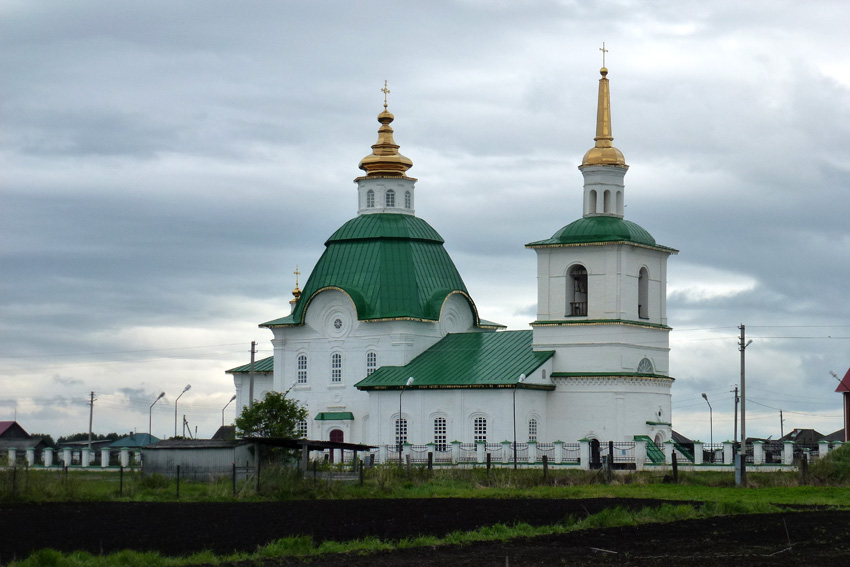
xmin=531 ymin=319 xmax=671 ymax=331
xmin=526 ymin=240 xmax=678 ymax=254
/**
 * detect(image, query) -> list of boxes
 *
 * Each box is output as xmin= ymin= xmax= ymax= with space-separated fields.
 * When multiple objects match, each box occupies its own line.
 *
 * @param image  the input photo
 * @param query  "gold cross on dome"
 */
xmin=381 ymin=80 xmax=390 ymax=109
xmin=599 ymin=42 xmax=608 ymax=67
xmin=294 ymin=265 xmax=301 ymax=287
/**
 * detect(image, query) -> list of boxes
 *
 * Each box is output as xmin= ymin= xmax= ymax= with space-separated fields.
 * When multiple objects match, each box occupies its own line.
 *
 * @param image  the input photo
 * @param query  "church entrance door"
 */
xmin=329 ymin=429 xmax=344 ymax=463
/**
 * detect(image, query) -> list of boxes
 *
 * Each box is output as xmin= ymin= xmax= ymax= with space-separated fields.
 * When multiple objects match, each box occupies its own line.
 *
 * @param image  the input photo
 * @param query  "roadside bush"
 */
xmin=809 ymin=443 xmax=850 ymax=485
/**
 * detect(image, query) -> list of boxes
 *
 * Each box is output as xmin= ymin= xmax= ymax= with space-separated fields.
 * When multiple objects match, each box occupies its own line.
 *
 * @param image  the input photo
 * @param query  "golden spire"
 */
xmin=581 ymin=43 xmax=627 ymax=167
xmin=357 ymin=81 xmax=415 ymax=179
xmin=291 ymin=265 xmax=302 ymax=303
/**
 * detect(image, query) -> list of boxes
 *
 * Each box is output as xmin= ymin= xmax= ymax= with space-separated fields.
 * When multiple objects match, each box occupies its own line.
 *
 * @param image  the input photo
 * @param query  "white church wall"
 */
xmin=533 ymin=324 xmax=670 ymax=375
xmin=266 ymin=287 xmax=481 ymax=444
xmin=546 ymin=377 xmax=672 ymax=442
xmin=365 ymin=364 xmax=552 ymax=446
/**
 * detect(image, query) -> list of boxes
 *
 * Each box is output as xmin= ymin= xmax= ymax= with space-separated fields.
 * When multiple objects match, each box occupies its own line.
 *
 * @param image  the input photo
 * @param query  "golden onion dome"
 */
xmin=357 ymin=82 xmax=414 ymax=178
xmin=581 ymin=67 xmax=627 ymax=167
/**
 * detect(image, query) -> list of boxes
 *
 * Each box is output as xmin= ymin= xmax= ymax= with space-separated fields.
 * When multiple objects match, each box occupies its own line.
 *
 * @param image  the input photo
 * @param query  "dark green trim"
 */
xmin=645 ymin=421 xmax=672 ymax=426
xmin=315 ymin=412 xmax=354 ymax=421
xmin=531 ymin=319 xmax=672 ymax=330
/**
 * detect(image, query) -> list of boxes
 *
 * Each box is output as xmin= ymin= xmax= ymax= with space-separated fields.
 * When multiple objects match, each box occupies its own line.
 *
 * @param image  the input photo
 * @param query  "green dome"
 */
xmin=269 ymin=214 xmax=473 ymax=325
xmin=526 ymin=216 xmax=658 ymax=247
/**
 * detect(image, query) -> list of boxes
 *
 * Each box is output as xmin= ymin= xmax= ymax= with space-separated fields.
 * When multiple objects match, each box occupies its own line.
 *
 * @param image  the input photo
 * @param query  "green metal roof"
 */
xmin=262 ymin=214 xmax=477 ymax=327
xmin=226 ymin=356 xmax=274 ymax=373
xmin=315 ymin=412 xmax=354 ymax=421
xmin=526 ymin=216 xmax=677 ymax=252
xmin=355 ymin=330 xmax=554 ymax=389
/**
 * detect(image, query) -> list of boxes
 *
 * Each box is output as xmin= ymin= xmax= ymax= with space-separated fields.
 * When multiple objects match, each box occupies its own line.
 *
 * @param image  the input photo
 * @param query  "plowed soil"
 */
xmin=2 ymin=499 xmax=849 ymax=566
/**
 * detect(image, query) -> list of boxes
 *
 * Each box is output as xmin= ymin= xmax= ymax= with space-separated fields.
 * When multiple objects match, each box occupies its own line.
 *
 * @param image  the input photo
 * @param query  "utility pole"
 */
xmin=88 ymin=391 xmax=95 ymax=451
xmin=780 ymin=409 xmax=785 ymax=438
xmin=738 ymin=324 xmax=753 ymax=486
xmin=731 ymin=385 xmax=739 ymax=444
xmin=248 ymin=341 xmax=257 ymax=410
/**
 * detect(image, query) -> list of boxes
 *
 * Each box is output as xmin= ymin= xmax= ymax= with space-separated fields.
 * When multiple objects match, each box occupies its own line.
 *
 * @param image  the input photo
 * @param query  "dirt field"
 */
xmin=2 ymin=499 xmax=849 ymax=566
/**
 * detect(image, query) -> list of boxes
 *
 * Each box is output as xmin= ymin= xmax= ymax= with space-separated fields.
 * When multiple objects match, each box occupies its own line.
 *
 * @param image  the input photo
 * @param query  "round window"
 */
xmin=333 ymin=318 xmax=343 ymax=330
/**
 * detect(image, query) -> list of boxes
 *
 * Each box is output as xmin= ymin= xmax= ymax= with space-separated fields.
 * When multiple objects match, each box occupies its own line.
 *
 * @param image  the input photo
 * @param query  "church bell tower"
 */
xmin=526 ymin=54 xmax=678 ymax=444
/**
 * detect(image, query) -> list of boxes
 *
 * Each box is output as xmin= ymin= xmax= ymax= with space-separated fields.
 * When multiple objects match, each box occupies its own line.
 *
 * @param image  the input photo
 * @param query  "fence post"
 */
xmin=527 ymin=441 xmax=537 ymax=464
xmin=578 ymin=439 xmax=590 ymax=470
xmin=723 ymin=441 xmax=734 ymax=465
xmin=633 ymin=438 xmax=646 ymax=470
xmin=359 ymin=461 xmax=364 ymax=486
xmin=671 ymin=452 xmax=678 ymax=483
xmin=451 ymin=441 xmax=461 ymax=464
xmin=693 ymin=442 xmax=704 ymax=465
xmin=427 ymin=451 xmax=433 ymax=471
xmin=553 ymin=441 xmax=563 ymax=464
xmin=783 ymin=441 xmax=795 ymax=465
xmin=752 ymin=440 xmax=764 ymax=465
xmin=43 ymin=447 xmax=54 ymax=468
xmin=486 ymin=452 xmax=491 ymax=474
xmin=476 ymin=441 xmax=486 ymax=464
xmin=542 ymin=455 xmax=548 ymax=480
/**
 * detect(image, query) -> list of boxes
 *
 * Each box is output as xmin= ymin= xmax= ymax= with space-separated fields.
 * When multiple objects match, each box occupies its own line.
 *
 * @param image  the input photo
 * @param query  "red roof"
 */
xmin=835 ymin=368 xmax=850 ymax=393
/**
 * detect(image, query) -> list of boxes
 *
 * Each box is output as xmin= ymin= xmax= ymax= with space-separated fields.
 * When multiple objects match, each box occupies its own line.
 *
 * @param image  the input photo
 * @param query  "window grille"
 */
xmin=297 ymin=420 xmax=307 ymax=438
xmin=297 ymin=354 xmax=307 ymax=384
xmin=366 ymin=189 xmax=375 ymax=208
xmin=366 ymin=352 xmax=377 ymax=375
xmin=395 ymin=418 xmax=408 ymax=448
xmin=473 ymin=417 xmax=487 ymax=443
xmin=386 ymin=189 xmax=395 ymax=207
xmin=331 ymin=353 xmax=342 ymax=383
xmin=434 ymin=417 xmax=447 ymax=451
xmin=528 ymin=418 xmax=538 ymax=442
xmin=404 ymin=191 xmax=411 ymax=208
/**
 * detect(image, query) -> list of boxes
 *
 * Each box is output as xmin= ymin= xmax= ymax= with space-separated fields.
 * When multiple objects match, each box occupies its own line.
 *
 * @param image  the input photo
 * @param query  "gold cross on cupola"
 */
xmin=382 ymin=80 xmax=390 ymax=109
xmin=599 ymin=42 xmax=608 ymax=67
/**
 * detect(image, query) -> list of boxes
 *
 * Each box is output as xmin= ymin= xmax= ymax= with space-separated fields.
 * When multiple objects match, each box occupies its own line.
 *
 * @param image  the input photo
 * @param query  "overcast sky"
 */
xmin=2 ymin=0 xmax=849 ymax=444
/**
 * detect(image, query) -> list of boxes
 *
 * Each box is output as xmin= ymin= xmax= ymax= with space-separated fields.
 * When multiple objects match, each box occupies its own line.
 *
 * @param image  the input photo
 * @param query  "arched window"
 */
xmin=616 ymin=190 xmax=624 ymax=215
xmin=588 ymin=189 xmax=598 ymax=214
xmin=366 ymin=352 xmax=377 ymax=375
xmin=637 ymin=357 xmax=654 ymax=373
xmin=603 ymin=190 xmax=611 ymax=213
xmin=404 ymin=191 xmax=411 ymax=209
xmin=568 ymin=265 xmax=588 ymax=316
xmin=366 ymin=189 xmax=375 ymax=208
xmin=386 ymin=189 xmax=395 ymax=207
xmin=331 ymin=353 xmax=342 ymax=383
xmin=473 ymin=417 xmax=487 ymax=443
xmin=395 ymin=418 xmax=408 ymax=449
xmin=296 ymin=419 xmax=308 ymax=438
xmin=434 ymin=417 xmax=447 ymax=451
xmin=528 ymin=418 xmax=538 ymax=442
xmin=638 ymin=267 xmax=649 ymax=319
xmin=296 ymin=354 xmax=308 ymax=384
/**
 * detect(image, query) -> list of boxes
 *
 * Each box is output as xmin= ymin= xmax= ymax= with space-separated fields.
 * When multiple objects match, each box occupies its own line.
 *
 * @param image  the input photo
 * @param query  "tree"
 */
xmin=235 ymin=391 xmax=307 ymax=438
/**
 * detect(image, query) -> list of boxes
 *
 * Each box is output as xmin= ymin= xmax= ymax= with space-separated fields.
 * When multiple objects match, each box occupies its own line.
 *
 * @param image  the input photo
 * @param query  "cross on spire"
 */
xmin=599 ymin=42 xmax=608 ymax=67
xmin=381 ymin=80 xmax=390 ymax=109
xmin=294 ymin=265 xmax=301 ymax=287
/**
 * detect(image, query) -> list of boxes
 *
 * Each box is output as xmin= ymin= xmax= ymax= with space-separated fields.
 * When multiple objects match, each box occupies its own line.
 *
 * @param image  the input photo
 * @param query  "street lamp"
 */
xmin=513 ymin=373 xmax=526 ymax=469
xmin=222 ymin=394 xmax=237 ymax=426
xmin=701 ymin=393 xmax=713 ymax=462
xmin=149 ymin=392 xmax=165 ymax=438
xmin=739 ymin=324 xmax=753 ymax=486
xmin=398 ymin=377 xmax=414 ymax=463
xmin=175 ymin=384 xmax=191 ymax=437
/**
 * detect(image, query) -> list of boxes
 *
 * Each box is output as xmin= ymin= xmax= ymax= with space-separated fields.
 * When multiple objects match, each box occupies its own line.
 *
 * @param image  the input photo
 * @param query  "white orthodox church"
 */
xmin=228 ymin=66 xmax=677 ymax=451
